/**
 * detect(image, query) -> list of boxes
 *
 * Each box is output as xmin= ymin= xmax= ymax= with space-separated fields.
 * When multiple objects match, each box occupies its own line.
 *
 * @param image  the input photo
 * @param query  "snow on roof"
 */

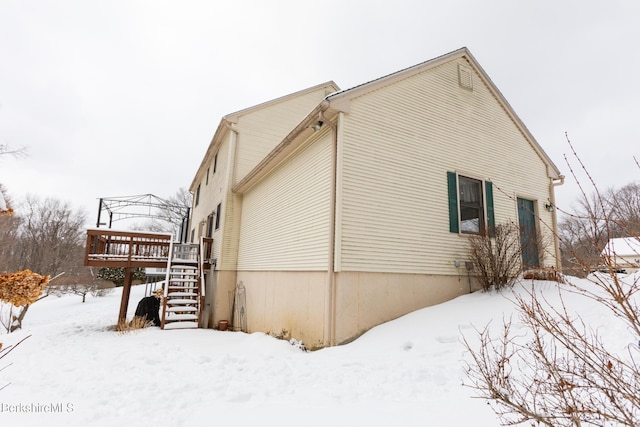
xmin=602 ymin=237 xmax=640 ymax=257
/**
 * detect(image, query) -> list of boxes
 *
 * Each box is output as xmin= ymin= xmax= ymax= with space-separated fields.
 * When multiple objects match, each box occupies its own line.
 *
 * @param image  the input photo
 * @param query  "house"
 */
xmin=188 ymin=47 xmax=563 ymax=348
xmin=602 ymin=237 xmax=640 ymax=273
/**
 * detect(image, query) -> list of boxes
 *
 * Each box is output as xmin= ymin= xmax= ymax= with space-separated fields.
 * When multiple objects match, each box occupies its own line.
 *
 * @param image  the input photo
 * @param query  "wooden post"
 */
xmin=118 ymin=267 xmax=133 ymax=324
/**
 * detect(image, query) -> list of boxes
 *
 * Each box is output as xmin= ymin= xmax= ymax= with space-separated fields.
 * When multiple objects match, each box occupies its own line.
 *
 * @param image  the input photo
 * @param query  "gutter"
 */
xmin=550 ymin=175 xmax=565 ymax=269
xmin=319 ymin=110 xmax=338 ymax=347
xmin=227 ymin=95 xmax=339 ymax=345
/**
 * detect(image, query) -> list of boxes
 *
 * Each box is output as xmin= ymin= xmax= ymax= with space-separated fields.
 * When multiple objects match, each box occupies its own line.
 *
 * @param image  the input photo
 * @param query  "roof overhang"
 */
xmin=232 ymin=100 xmax=335 ymax=194
xmin=189 ymin=119 xmax=231 ymax=193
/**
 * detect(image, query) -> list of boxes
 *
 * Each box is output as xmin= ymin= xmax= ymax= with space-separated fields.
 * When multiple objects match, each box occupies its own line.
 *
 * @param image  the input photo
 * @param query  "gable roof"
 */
xmin=223 ymin=80 xmax=340 ymax=123
xmin=189 ymin=81 xmax=340 ymax=192
xmin=233 ymin=47 xmax=563 ymax=193
xmin=325 ymin=47 xmax=562 ymax=180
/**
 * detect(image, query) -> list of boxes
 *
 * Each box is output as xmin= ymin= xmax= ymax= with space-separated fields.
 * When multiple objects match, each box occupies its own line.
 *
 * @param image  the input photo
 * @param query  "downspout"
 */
xmin=550 ymin=175 xmax=565 ymax=270
xmin=223 ymin=123 xmax=240 ymax=325
xmin=320 ymin=110 xmax=338 ymax=347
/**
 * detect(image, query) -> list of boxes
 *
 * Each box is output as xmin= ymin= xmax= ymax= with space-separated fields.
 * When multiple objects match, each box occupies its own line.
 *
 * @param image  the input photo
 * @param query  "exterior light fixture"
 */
xmin=545 ymin=203 xmax=555 ymax=212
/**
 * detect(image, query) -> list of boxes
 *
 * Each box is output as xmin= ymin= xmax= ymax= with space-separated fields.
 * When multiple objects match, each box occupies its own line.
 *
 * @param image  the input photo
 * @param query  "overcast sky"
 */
xmin=1 ymin=0 xmax=638 ymax=227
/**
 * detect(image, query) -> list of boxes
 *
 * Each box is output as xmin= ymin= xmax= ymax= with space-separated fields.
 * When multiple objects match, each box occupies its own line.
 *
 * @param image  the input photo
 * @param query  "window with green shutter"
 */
xmin=447 ymin=172 xmax=495 ymax=236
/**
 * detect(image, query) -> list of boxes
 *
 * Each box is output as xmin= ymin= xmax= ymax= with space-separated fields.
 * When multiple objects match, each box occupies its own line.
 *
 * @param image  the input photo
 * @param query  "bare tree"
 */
xmin=133 ymin=187 xmax=192 ymax=237
xmin=0 ymin=144 xmax=27 ymax=159
xmin=558 ymin=191 xmax=615 ymax=276
xmin=13 ymin=196 xmax=87 ymax=277
xmin=608 ymin=182 xmax=640 ymax=236
xmin=0 ymin=144 xmax=26 ymax=214
xmin=0 ymin=184 xmax=12 ymax=216
xmin=46 ymin=269 xmax=113 ymax=303
xmin=559 ymin=183 xmax=640 ymax=277
xmin=0 ymin=187 xmax=21 ymax=273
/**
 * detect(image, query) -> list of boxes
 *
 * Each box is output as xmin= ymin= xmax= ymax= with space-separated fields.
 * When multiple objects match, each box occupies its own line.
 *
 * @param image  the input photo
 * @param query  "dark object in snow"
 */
xmin=134 ymin=296 xmax=161 ymax=326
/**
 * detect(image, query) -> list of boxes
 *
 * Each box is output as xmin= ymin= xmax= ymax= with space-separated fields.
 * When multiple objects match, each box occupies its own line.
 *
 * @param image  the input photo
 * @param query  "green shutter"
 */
xmin=485 ymin=181 xmax=495 ymax=237
xmin=447 ymin=172 xmax=459 ymax=233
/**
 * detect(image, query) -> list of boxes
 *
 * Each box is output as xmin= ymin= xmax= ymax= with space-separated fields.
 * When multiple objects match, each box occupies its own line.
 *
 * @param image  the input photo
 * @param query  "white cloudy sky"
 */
xmin=1 ymin=0 xmax=638 ymax=225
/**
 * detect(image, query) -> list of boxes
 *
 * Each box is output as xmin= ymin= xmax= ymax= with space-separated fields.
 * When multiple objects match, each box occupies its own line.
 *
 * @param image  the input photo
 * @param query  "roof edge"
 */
xmin=224 ymin=80 xmax=339 ymax=123
xmin=326 ymin=47 xmax=562 ymax=179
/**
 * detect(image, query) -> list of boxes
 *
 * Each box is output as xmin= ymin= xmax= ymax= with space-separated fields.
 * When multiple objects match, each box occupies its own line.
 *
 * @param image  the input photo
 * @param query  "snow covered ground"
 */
xmin=1 ymin=275 xmax=636 ymax=427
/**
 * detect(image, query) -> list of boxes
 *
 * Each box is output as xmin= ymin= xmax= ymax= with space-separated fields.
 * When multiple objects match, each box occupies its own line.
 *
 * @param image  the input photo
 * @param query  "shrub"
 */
xmin=115 ymin=316 xmax=153 ymax=335
xmin=0 ymin=270 xmax=50 ymax=332
xmin=467 ymin=223 xmax=523 ymax=291
xmin=0 ymin=270 xmax=50 ymax=307
xmin=463 ymin=137 xmax=640 ymax=425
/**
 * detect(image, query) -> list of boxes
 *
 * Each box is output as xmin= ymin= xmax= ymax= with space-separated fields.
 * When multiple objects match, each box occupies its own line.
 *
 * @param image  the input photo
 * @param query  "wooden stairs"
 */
xmin=161 ymin=241 xmax=206 ymax=330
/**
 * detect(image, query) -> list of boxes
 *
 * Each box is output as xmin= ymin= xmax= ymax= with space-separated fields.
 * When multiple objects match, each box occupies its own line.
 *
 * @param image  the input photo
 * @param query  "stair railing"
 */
xmin=160 ymin=239 xmax=175 ymax=329
xmin=198 ymin=237 xmax=208 ymax=326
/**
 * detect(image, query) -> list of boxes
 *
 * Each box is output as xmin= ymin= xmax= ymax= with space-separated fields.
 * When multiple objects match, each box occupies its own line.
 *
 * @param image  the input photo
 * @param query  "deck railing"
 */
xmin=84 ymin=229 xmax=173 ymax=268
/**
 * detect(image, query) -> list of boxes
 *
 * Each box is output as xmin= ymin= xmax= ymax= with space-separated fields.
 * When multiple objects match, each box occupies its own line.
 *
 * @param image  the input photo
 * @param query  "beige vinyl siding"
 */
xmin=189 ymin=131 xmax=238 ymax=271
xmin=237 ymin=132 xmax=332 ymax=271
xmin=234 ymin=88 xmax=330 ymax=184
xmin=191 ymin=134 xmax=230 ymax=237
xmin=218 ymin=192 xmax=242 ymax=270
xmin=338 ymin=58 xmax=554 ymax=274
xmin=218 ymin=130 xmax=242 ymax=271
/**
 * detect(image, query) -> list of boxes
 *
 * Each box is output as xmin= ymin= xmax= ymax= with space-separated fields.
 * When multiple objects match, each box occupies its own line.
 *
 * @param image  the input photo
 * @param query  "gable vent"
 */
xmin=458 ymin=64 xmax=473 ymax=90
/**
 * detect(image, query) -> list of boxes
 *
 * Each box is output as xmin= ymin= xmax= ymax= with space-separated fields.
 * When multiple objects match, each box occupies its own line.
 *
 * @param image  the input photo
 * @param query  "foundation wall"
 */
xmin=333 ymin=271 xmax=476 ymax=344
xmin=235 ymin=271 xmax=327 ymax=349
xmin=230 ymin=270 xmax=478 ymax=348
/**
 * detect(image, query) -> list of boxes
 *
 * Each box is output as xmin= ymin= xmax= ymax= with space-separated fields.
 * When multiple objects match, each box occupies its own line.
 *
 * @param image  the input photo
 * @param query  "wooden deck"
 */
xmin=84 ymin=229 xmax=173 ymax=268
xmin=85 ymin=229 xmax=214 ymax=270
xmin=84 ymin=229 xmax=214 ymax=325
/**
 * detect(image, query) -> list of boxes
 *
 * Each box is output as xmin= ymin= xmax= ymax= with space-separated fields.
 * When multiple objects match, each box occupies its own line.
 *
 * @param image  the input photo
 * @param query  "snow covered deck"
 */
xmin=84 ymin=229 xmax=215 ymax=270
xmin=84 ymin=229 xmax=173 ymax=268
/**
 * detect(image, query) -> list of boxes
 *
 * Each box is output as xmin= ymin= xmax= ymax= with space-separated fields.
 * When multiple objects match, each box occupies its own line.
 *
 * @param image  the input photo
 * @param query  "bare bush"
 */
xmin=0 ymin=335 xmax=31 ymax=391
xmin=463 ymin=137 xmax=640 ymax=425
xmin=467 ymin=223 xmax=523 ymax=291
xmin=0 ymin=270 xmax=50 ymax=332
xmin=464 ymin=273 xmax=640 ymax=426
xmin=90 ymin=286 xmax=114 ymax=298
xmin=115 ymin=316 xmax=153 ymax=335
xmin=45 ymin=271 xmax=114 ymax=303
